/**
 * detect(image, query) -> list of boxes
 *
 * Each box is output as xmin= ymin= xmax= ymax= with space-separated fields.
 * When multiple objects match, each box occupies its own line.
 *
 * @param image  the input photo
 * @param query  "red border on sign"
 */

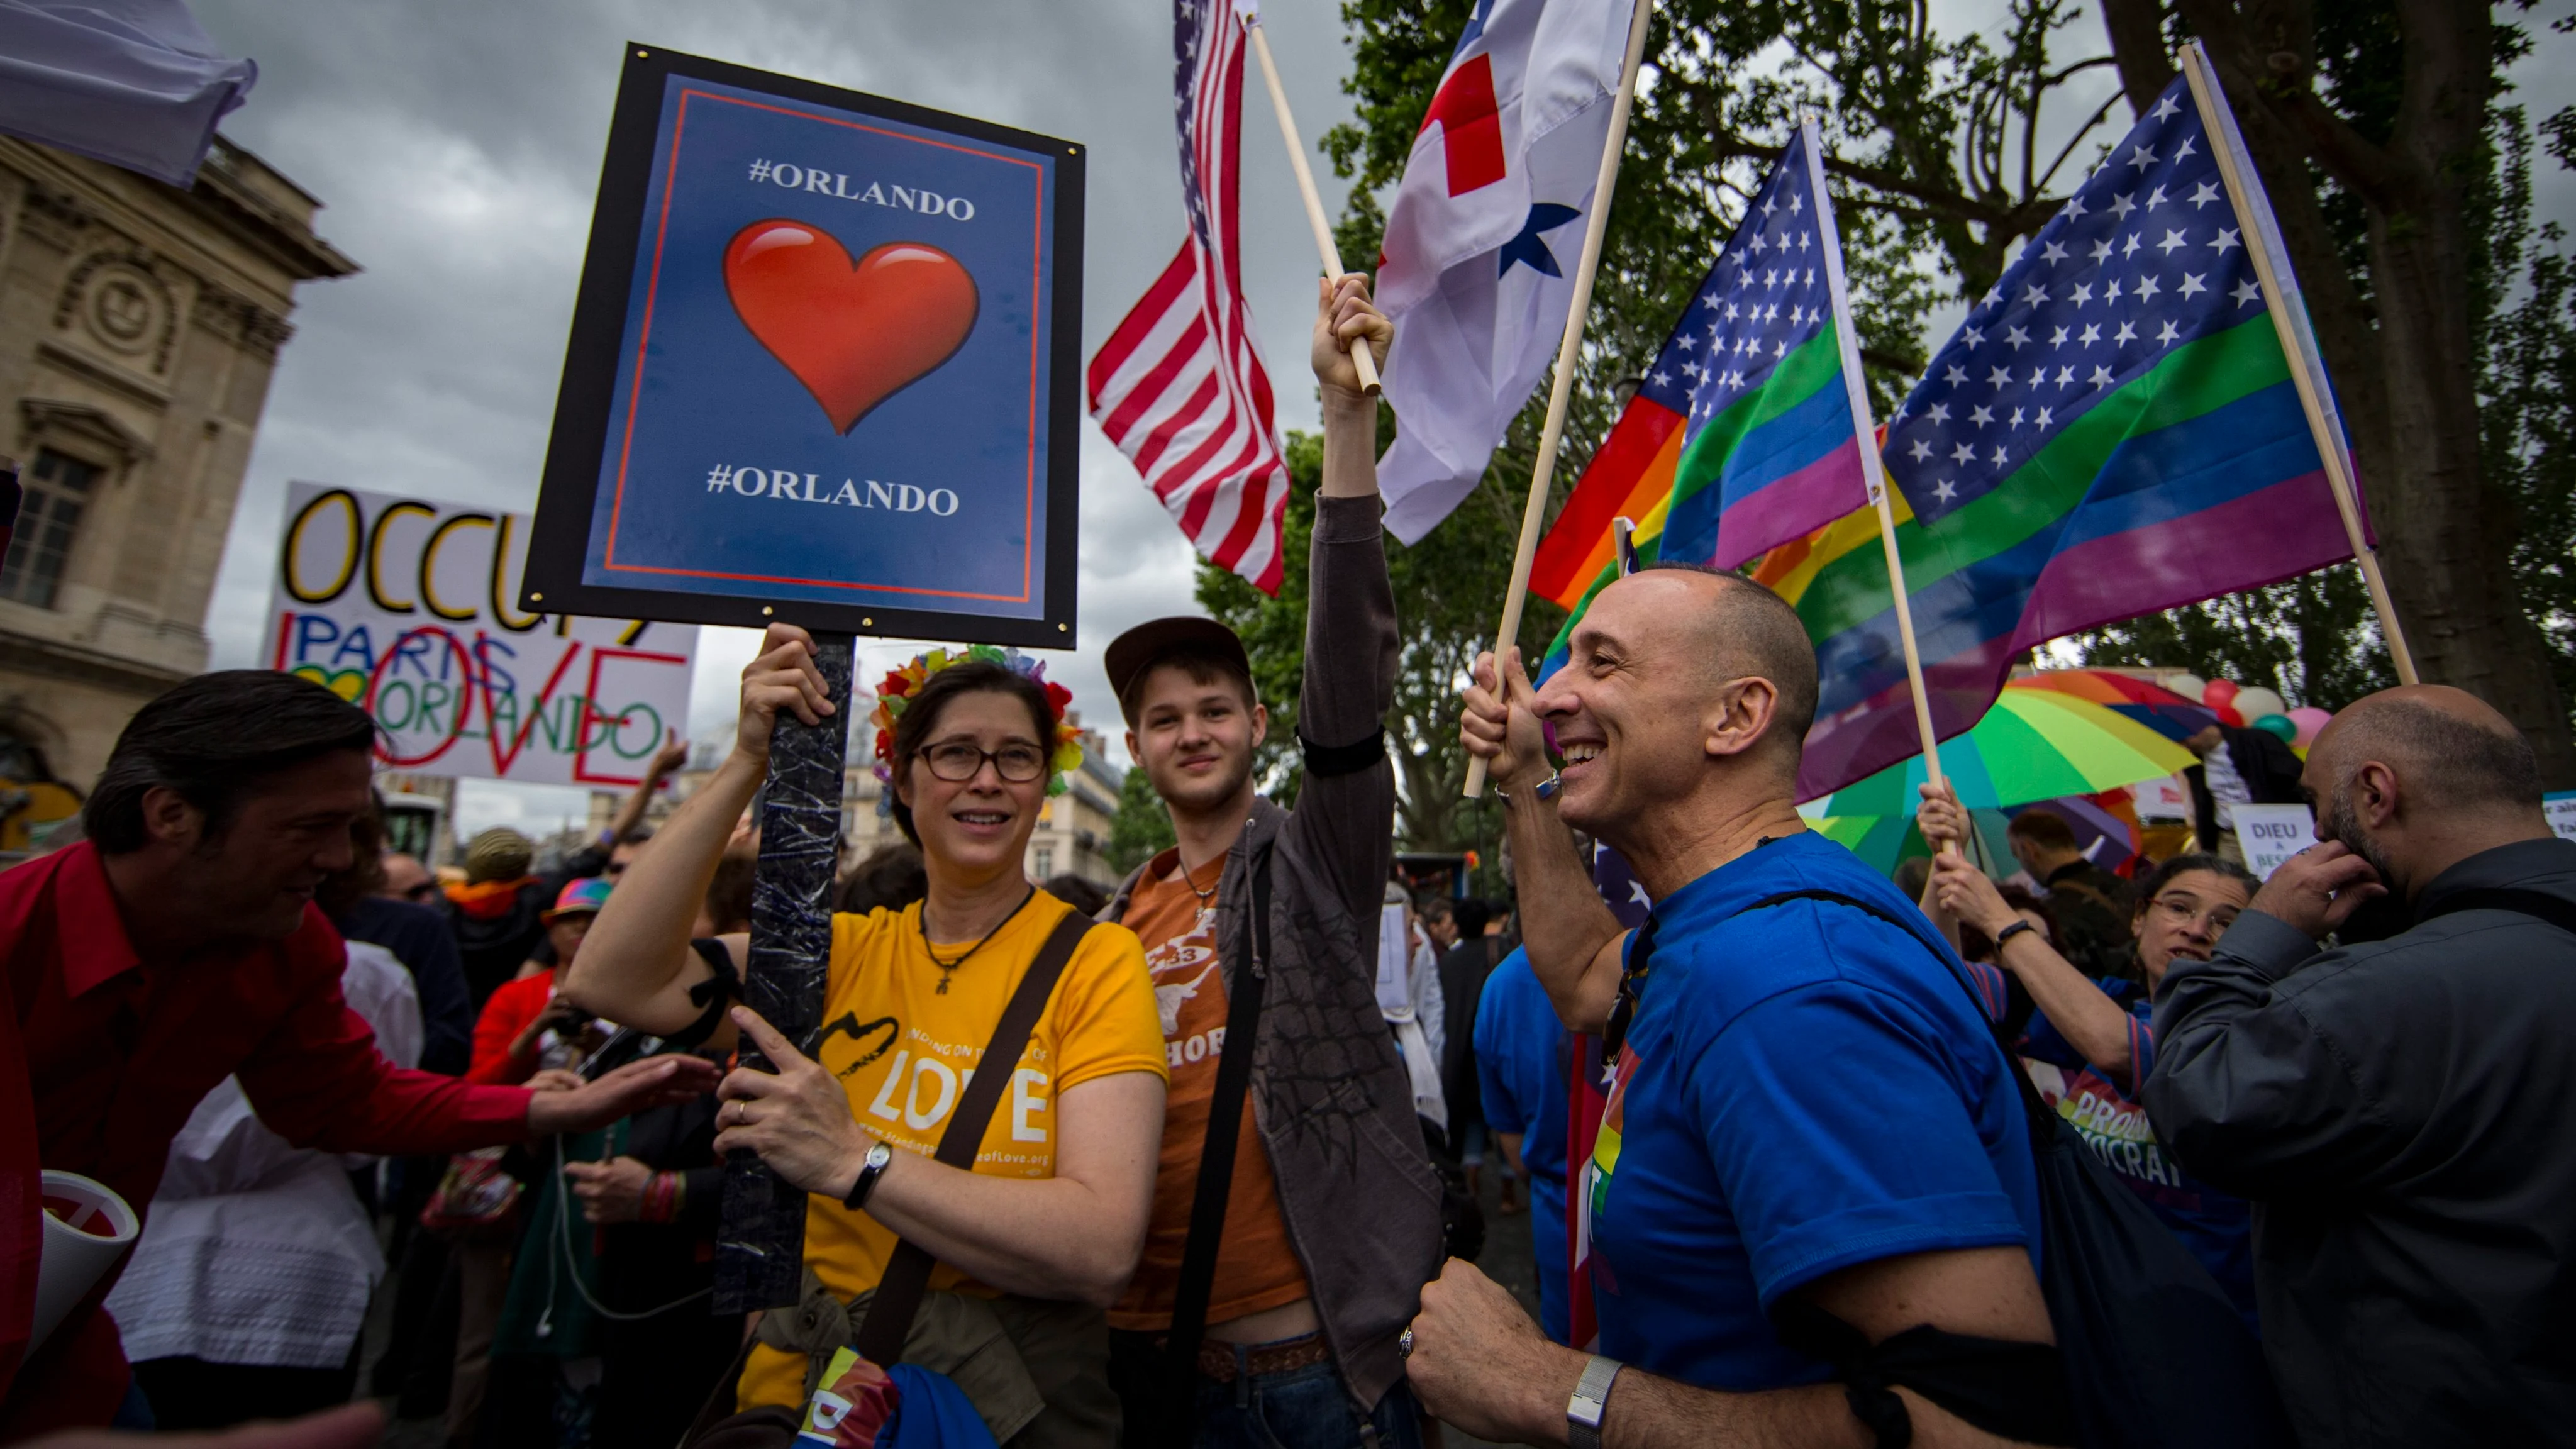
xmin=602 ymin=87 xmax=1049 ymax=603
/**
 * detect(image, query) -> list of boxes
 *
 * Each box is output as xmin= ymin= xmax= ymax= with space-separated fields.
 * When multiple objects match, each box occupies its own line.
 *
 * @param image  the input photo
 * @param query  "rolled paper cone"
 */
xmin=34 ymin=1170 xmax=138 ymax=1351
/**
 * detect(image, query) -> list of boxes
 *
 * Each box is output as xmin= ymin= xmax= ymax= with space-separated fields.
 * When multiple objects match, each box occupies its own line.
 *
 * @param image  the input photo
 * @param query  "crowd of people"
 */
xmin=4 ymin=274 xmax=2573 ymax=1449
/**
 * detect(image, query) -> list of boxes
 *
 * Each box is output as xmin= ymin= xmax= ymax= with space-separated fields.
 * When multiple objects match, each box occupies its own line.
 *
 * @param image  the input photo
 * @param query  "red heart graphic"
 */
xmin=722 ymin=220 xmax=980 ymax=435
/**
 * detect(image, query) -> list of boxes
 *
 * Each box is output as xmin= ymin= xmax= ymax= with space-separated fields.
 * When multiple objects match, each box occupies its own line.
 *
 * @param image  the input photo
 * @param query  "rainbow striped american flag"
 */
xmin=1529 ymin=123 xmax=1872 ymax=606
xmin=1541 ymin=75 xmax=2366 ymax=801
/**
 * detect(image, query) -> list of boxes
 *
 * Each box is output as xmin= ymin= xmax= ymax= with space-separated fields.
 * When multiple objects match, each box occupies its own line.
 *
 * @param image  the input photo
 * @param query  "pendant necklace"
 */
xmin=921 ymin=886 xmax=1038 ymax=994
xmin=1183 ymin=857 xmax=1220 ymax=909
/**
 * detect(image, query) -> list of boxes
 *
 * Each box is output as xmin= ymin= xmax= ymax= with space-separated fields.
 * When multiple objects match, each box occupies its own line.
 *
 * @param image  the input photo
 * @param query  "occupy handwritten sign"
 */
xmin=521 ymin=45 xmax=1084 ymax=648
xmin=2231 ymin=804 xmax=2320 ymax=881
xmin=262 ymin=482 xmax=698 ymax=788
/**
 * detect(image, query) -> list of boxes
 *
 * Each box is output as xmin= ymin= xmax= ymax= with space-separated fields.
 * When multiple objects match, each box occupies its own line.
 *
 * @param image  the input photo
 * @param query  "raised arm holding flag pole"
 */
xmin=1237 ymin=0 xmax=1379 ymax=395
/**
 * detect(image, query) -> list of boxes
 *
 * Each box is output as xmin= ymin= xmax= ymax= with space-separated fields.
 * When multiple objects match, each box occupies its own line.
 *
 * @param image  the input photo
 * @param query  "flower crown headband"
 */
xmin=870 ymin=645 xmax=1082 ymax=799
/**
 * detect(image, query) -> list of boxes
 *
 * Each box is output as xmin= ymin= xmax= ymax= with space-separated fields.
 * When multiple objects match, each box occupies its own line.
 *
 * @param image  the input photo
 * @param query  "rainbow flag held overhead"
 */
xmin=1528 ymin=122 xmax=1873 ymax=607
xmin=1544 ymin=73 xmax=2367 ymax=802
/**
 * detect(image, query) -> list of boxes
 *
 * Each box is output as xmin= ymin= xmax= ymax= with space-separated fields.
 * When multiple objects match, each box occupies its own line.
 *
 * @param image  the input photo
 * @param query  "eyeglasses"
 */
xmin=2149 ymin=895 xmax=2241 ymax=933
xmin=921 ymin=740 xmax=1049 ymax=784
xmin=401 ymin=882 xmax=438 ymax=903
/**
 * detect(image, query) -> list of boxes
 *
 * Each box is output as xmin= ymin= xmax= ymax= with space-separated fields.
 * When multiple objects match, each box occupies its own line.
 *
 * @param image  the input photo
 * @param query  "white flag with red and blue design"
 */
xmin=1372 ymin=0 xmax=1640 ymax=543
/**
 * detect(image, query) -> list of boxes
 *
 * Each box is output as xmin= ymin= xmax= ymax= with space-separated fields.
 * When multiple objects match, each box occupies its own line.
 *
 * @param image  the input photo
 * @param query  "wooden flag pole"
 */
xmin=1802 ymin=112 xmax=1949 ymax=809
xmin=1242 ymin=11 xmax=1379 ymax=395
xmin=1462 ymin=0 xmax=1657 ymax=799
xmin=2180 ymin=42 xmax=2418 ymax=685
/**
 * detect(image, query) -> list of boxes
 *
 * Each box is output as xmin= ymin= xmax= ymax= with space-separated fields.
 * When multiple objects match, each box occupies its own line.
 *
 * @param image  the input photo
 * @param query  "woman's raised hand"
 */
xmin=733 ymin=623 xmax=836 ymax=767
xmin=1929 ymin=852 xmax=2019 ymax=940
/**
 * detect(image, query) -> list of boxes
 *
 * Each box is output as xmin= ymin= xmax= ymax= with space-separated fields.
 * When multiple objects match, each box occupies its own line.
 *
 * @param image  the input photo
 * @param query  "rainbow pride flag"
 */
xmin=1528 ymin=123 xmax=1871 ymax=606
xmin=1541 ymin=74 xmax=2365 ymax=801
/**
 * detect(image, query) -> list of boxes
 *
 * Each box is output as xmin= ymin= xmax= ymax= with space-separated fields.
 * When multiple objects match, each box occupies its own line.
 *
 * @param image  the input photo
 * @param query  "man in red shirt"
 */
xmin=0 ymin=672 xmax=714 ymax=1436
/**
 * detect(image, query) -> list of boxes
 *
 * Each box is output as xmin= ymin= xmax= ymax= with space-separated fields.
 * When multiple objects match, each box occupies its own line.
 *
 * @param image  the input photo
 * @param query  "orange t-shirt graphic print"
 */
xmin=1109 ymin=850 xmax=1313 ymax=1331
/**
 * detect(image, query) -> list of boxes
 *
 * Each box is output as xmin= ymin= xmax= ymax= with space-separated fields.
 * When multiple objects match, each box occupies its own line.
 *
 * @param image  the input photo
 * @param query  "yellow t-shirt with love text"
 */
xmin=738 ymin=891 xmax=1165 ymax=1411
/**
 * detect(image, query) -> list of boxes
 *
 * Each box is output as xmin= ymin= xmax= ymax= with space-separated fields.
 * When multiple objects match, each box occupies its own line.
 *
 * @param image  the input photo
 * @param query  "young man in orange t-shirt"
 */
xmin=1097 ymin=277 xmax=1441 ymax=1446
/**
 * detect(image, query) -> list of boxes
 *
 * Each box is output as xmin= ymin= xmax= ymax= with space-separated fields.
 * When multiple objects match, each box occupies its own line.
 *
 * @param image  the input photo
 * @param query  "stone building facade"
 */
xmin=0 ymin=134 xmax=353 ymax=799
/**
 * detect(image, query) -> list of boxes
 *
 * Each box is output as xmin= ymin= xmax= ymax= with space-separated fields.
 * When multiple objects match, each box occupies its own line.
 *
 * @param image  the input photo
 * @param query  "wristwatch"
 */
xmin=1993 ymin=919 xmax=2038 ymax=952
xmin=843 ymin=1140 xmax=894 ymax=1211
xmin=1566 ymin=1353 xmax=1623 ymax=1449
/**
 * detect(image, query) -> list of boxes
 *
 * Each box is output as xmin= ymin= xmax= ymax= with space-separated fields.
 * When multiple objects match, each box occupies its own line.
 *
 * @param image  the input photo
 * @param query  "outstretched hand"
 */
xmin=1312 ymin=272 xmax=1391 ymax=399
xmin=524 ymin=1055 xmax=718 ymax=1137
xmin=1460 ymin=647 xmax=1551 ymax=794
xmin=714 ymin=1006 xmax=874 ymax=1199
xmin=1929 ymin=852 xmax=2018 ymax=938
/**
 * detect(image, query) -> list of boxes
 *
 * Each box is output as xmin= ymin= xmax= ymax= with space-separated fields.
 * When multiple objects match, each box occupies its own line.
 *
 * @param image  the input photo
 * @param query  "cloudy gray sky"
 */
xmin=191 ymin=1 xmax=2573 ymax=836
xmin=192 ymin=0 xmax=1367 ymax=834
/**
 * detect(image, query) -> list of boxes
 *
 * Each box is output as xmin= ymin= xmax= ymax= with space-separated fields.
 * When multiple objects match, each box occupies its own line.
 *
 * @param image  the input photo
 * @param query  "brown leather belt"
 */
xmin=1194 ymin=1331 xmax=1331 ymax=1383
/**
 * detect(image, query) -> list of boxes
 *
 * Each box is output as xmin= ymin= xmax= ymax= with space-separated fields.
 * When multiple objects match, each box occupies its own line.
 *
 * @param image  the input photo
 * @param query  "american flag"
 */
xmin=1087 ymin=0 xmax=1291 ymax=595
xmin=1887 ymin=84 xmax=2268 ymax=522
xmin=1634 ymin=131 xmax=1832 ymax=435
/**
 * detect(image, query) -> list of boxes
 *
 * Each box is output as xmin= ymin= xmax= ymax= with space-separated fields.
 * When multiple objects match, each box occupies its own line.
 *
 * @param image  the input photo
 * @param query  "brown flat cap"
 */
xmin=1103 ymin=616 xmax=1252 ymax=704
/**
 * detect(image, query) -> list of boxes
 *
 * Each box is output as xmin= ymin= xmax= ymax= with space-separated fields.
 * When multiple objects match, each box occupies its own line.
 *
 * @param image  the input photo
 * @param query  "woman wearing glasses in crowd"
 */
xmin=1918 ymin=789 xmax=2264 ymax=1330
xmin=569 ymin=626 xmax=1165 ymax=1445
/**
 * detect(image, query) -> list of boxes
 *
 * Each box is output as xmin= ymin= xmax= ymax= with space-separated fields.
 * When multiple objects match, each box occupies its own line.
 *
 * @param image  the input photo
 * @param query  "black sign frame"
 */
xmin=521 ymin=43 xmax=1086 ymax=648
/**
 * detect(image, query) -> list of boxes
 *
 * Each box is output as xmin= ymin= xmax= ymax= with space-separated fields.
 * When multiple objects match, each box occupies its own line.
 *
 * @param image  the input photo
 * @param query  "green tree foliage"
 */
xmin=1105 ymin=760 xmax=1177 ymax=877
xmin=2481 ymin=98 xmax=2576 ymax=732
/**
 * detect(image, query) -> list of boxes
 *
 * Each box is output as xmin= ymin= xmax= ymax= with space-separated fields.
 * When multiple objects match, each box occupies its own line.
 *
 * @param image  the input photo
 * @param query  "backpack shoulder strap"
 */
xmin=2416 ymin=886 xmax=2576 ymax=938
xmin=1160 ymin=845 xmax=1274 ymax=1406
xmin=853 ymin=909 xmax=1093 ymax=1365
xmin=1742 ymin=888 xmax=2055 ymax=1147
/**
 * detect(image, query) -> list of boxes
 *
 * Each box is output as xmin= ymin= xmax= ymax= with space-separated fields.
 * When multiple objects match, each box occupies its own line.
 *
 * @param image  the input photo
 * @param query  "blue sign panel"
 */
xmin=525 ymin=46 xmax=1084 ymax=646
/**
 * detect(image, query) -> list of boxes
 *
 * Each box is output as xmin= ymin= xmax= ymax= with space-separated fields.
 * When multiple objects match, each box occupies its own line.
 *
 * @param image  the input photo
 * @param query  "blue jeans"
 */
xmin=1191 ymin=1353 xmax=1423 ymax=1449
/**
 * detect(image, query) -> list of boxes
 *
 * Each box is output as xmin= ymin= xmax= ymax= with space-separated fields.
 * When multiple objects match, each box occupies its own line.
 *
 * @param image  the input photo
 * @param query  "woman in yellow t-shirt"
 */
xmin=570 ymin=625 xmax=1167 ymax=1443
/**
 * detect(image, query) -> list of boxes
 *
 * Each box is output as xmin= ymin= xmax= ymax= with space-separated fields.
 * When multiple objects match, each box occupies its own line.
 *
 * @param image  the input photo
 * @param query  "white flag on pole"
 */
xmin=1372 ymin=0 xmax=1637 ymax=543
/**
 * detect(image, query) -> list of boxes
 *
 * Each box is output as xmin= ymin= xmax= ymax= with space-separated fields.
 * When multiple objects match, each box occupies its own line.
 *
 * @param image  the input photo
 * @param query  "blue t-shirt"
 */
xmin=1585 ymin=831 xmax=2043 ymax=1390
xmin=1474 ymin=950 xmax=1572 ymax=1342
xmin=1968 ymin=963 xmax=2257 ymax=1327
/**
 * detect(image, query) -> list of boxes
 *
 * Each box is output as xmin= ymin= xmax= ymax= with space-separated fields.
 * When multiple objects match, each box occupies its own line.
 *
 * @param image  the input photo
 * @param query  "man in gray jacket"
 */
xmin=1097 ymin=275 xmax=1441 ymax=1446
xmin=2146 ymin=685 xmax=2576 ymax=1448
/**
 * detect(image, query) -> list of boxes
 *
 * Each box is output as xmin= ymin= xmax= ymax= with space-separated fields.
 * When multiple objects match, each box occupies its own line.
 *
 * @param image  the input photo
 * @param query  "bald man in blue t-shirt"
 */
xmin=1423 ymin=565 xmax=2062 ymax=1449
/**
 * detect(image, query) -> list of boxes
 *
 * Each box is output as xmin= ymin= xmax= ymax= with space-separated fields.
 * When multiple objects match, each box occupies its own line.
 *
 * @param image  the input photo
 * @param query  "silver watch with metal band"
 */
xmin=1567 ymin=1353 xmax=1623 ymax=1449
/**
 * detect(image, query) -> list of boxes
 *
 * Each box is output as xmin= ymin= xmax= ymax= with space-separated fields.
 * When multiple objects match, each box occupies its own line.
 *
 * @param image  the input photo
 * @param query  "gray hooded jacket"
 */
xmin=1104 ymin=493 xmax=1443 ymax=1413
